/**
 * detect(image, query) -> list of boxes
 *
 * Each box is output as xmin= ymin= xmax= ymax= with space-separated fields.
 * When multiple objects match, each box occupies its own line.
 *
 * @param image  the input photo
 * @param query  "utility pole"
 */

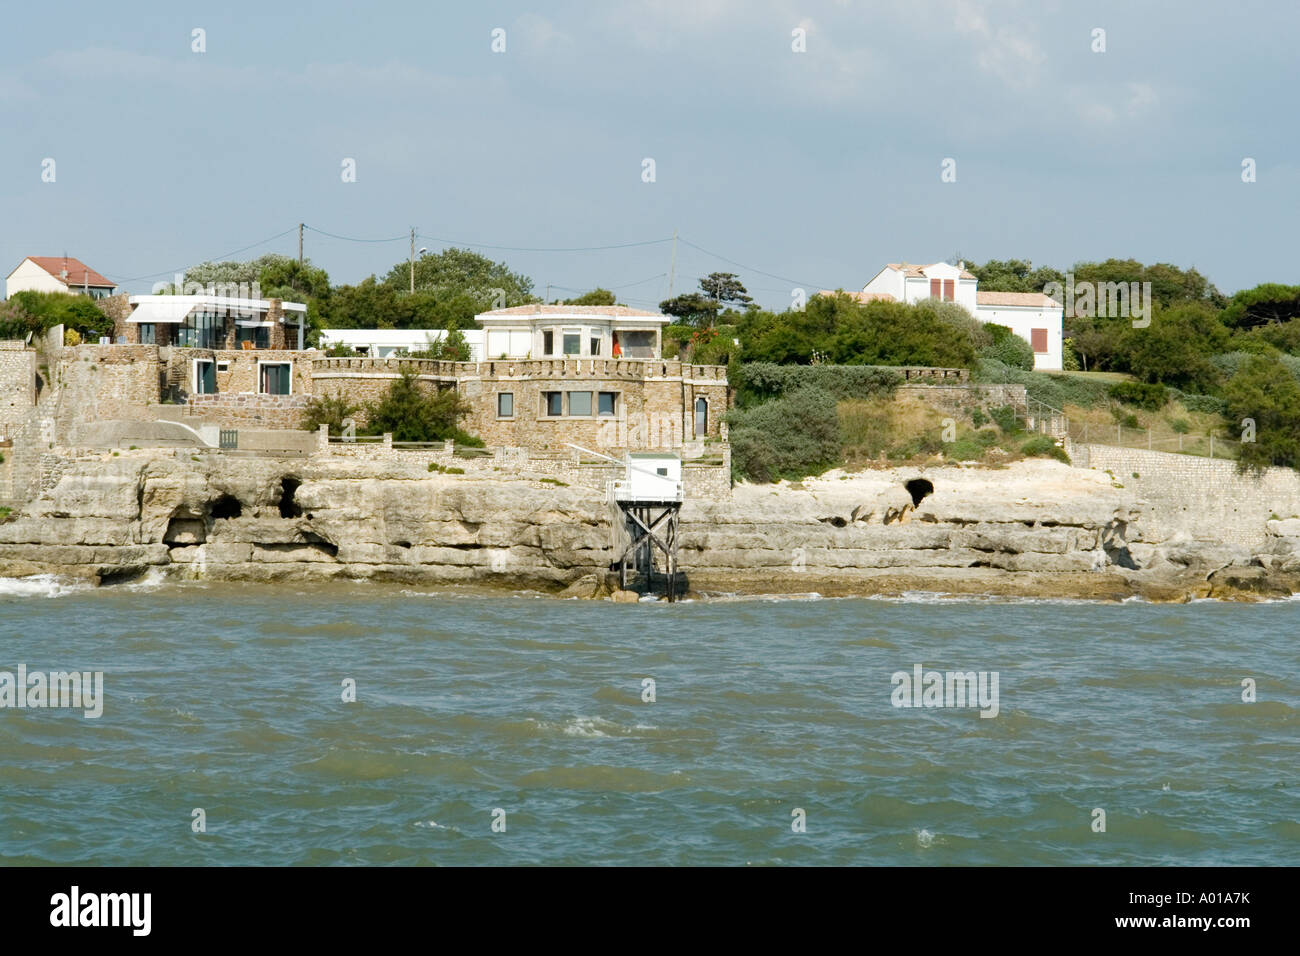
xmin=545 ymin=282 xmax=550 ymax=304
xmin=298 ymin=223 xmax=304 ymax=268
xmin=409 ymin=227 xmax=416 ymax=294
xmin=668 ymin=228 xmax=678 ymax=298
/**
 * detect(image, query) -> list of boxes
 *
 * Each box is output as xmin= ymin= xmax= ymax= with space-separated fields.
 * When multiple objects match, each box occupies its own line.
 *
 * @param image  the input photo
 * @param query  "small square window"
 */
xmin=543 ymin=391 xmax=563 ymax=416
xmin=543 ymin=330 xmax=554 ymax=355
xmin=562 ymin=333 xmax=581 ymax=355
xmin=568 ymin=391 xmax=592 ymax=416
xmin=598 ymin=392 xmax=617 ymax=416
xmin=497 ymin=392 xmax=514 ymax=418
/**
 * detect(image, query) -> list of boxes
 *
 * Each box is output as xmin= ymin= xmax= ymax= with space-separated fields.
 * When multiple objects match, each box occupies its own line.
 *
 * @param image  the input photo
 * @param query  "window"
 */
xmin=138 ymin=324 xmax=155 ymax=345
xmin=497 ymin=392 xmax=514 ymax=418
xmin=217 ymin=362 xmax=230 ymax=372
xmin=1031 ymin=328 xmax=1048 ymax=354
xmin=942 ymin=279 xmax=954 ymax=301
xmin=176 ymin=309 xmax=224 ymax=349
xmin=929 ymin=278 xmax=941 ymax=298
xmin=543 ymin=330 xmax=554 ymax=355
xmin=695 ymin=397 xmax=708 ymax=437
xmin=238 ymin=325 xmax=269 ymax=349
xmin=562 ymin=332 xmax=581 ymax=355
xmin=590 ymin=336 xmax=601 ymax=356
xmin=598 ymin=392 xmax=617 ymax=416
xmin=194 ymin=360 xmax=216 ymax=395
xmin=543 ymin=391 xmax=563 ymax=416
xmin=259 ymin=362 xmax=291 ymax=395
xmin=568 ymin=391 xmax=592 ymax=416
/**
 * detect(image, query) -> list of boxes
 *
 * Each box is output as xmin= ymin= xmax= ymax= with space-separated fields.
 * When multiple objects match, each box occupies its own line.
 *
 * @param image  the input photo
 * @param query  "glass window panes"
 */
xmin=598 ymin=392 xmax=616 ymax=416
xmin=562 ymin=333 xmax=581 ymax=355
xmin=497 ymin=392 xmax=514 ymax=417
xmin=568 ymin=391 xmax=592 ymax=416
xmin=544 ymin=392 xmax=562 ymax=416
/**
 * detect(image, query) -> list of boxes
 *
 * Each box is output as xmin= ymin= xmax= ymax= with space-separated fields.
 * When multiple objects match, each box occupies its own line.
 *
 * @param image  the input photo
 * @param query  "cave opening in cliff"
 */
xmin=904 ymin=478 xmax=934 ymax=507
xmin=278 ymin=478 xmax=303 ymax=519
xmin=210 ymin=494 xmax=242 ymax=520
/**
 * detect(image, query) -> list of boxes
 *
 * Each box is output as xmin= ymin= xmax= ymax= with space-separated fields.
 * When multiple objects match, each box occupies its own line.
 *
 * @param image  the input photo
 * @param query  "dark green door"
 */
xmin=197 ymin=361 xmax=216 ymax=395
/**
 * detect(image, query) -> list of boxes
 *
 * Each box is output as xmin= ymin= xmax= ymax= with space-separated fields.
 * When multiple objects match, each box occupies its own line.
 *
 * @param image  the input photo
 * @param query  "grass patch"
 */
xmin=539 ymin=477 xmax=569 ymax=486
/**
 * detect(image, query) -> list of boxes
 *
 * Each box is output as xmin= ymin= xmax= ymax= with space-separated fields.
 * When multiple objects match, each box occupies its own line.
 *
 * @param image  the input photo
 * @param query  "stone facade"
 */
xmin=0 ymin=343 xmax=35 ymax=439
xmin=312 ymin=356 xmax=729 ymax=452
xmin=1069 ymin=442 xmax=1300 ymax=548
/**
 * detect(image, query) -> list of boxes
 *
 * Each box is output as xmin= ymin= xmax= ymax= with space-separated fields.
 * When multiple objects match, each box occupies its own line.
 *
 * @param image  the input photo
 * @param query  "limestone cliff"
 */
xmin=0 ymin=451 xmax=1296 ymax=601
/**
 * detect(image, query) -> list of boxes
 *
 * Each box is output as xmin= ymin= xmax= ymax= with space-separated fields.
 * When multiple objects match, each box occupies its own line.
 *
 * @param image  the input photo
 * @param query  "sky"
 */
xmin=2 ymin=0 xmax=1297 ymax=310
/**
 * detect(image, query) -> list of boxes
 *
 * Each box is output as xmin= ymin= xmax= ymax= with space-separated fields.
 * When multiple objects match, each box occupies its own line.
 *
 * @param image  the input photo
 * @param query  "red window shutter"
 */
xmin=1031 ymin=329 xmax=1048 ymax=353
xmin=929 ymin=278 xmax=941 ymax=298
xmin=942 ymin=279 xmax=954 ymax=301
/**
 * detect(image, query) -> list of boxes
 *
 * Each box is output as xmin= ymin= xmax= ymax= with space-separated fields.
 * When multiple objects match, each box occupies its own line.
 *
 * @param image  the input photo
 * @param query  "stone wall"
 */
xmin=1070 ymin=442 xmax=1300 ymax=548
xmin=0 ymin=345 xmax=35 ymax=438
xmin=184 ymin=394 xmax=311 ymax=428
xmin=51 ymin=345 xmax=162 ymax=426
xmin=897 ymin=383 xmax=1028 ymax=414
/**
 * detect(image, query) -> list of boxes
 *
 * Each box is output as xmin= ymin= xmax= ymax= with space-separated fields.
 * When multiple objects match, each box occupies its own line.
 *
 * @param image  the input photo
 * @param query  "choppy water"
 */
xmin=0 ymin=578 xmax=1296 ymax=865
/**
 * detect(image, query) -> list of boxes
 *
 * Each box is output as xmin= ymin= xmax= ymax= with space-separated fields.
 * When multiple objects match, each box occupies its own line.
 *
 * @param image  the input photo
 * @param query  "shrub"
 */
xmin=1108 ymin=380 xmax=1167 ymax=410
xmin=989 ymin=405 xmax=1022 ymax=434
xmin=364 ymin=368 xmax=474 ymax=443
xmin=979 ymin=324 xmax=1034 ymax=370
xmin=736 ymin=363 xmax=901 ymax=405
xmin=728 ymin=386 xmax=841 ymax=482
xmin=301 ymin=392 xmax=361 ymax=433
xmin=969 ymin=407 xmax=988 ymax=428
xmin=1167 ymin=389 xmax=1229 ymax=416
xmin=1169 ymin=418 xmax=1191 ymax=434
xmin=1021 ymin=435 xmax=1070 ymax=464
xmin=973 ymin=359 xmax=1111 ymax=409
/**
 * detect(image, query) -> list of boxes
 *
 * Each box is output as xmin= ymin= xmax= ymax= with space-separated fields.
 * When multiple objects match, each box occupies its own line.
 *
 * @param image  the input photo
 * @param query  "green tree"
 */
xmin=659 ymin=291 xmax=720 ymax=327
xmin=1222 ymin=354 xmax=1300 ymax=470
xmin=300 ymin=392 xmax=361 ymax=433
xmin=1119 ymin=302 xmax=1229 ymax=391
xmin=1220 ymin=283 xmax=1300 ymax=330
xmin=563 ymin=288 xmax=617 ymax=306
xmin=364 ymin=367 xmax=473 ymax=442
xmin=968 ymin=258 xmax=1065 ymax=293
xmin=8 ymin=291 xmax=113 ymax=339
xmin=699 ymin=272 xmax=753 ymax=311
xmin=382 ymin=247 xmax=533 ymax=306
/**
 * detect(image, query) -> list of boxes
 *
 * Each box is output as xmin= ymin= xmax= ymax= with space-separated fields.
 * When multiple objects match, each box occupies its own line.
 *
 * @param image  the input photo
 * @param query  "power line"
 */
xmin=416 ymin=233 xmax=673 ymax=253
xmin=303 ymin=225 xmax=408 ymax=243
xmin=676 ymin=236 xmax=831 ymax=292
xmin=109 ymin=226 xmax=299 ymax=283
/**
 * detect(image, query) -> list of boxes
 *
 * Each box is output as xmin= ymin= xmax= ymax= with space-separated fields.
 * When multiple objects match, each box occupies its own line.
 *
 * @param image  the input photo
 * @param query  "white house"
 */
xmin=474 ymin=304 xmax=668 ymax=360
xmin=318 ymin=328 xmax=486 ymax=360
xmin=857 ymin=261 xmax=1064 ymax=371
xmin=6 ymin=256 xmax=118 ymax=300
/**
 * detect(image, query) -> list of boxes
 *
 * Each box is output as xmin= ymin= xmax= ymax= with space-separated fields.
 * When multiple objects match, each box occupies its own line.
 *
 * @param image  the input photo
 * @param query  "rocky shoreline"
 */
xmin=1 ymin=450 xmax=1297 ymax=603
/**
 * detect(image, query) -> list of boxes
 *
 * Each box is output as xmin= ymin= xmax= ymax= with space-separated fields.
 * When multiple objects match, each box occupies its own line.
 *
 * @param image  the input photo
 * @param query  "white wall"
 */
xmin=975 ymin=305 xmax=1064 ymax=371
xmin=5 ymin=259 xmax=67 ymax=298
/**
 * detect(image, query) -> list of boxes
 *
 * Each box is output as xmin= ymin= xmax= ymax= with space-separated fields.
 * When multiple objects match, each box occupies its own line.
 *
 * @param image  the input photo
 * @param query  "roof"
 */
xmin=818 ymin=290 xmax=896 ymax=303
xmin=126 ymin=294 xmax=307 ymax=321
xmin=479 ymin=304 xmax=663 ymax=318
xmin=22 ymin=257 xmax=115 ymax=289
xmin=320 ymin=329 xmax=485 ymax=344
xmin=884 ymin=262 xmax=978 ymax=280
xmin=975 ymin=291 xmax=1061 ymax=308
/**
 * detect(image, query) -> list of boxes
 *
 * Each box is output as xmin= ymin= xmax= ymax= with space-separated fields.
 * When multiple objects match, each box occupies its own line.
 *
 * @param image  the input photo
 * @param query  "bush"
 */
xmin=989 ymin=405 xmax=1022 ymax=435
xmin=978 ymin=324 xmax=1034 ymax=371
xmin=1169 ymin=418 xmax=1191 ymax=434
xmin=301 ymin=392 xmax=361 ymax=433
xmin=974 ymin=359 xmax=1112 ymax=409
xmin=728 ymin=386 xmax=841 ymax=482
xmin=1167 ymin=389 xmax=1229 ymax=416
xmin=1021 ymin=435 xmax=1070 ymax=464
xmin=364 ymin=368 xmax=474 ymax=443
xmin=1107 ymin=380 xmax=1167 ymax=410
xmin=736 ymin=362 xmax=901 ymax=406
xmin=970 ymin=408 xmax=988 ymax=428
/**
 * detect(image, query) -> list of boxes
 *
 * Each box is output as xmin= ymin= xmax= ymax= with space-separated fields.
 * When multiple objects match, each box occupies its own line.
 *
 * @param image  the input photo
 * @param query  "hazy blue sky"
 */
xmin=2 ymin=0 xmax=1296 ymax=309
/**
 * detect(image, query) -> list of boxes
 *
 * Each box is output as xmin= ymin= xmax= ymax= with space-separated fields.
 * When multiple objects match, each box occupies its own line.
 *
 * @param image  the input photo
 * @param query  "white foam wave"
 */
xmin=0 ymin=575 xmax=89 ymax=599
